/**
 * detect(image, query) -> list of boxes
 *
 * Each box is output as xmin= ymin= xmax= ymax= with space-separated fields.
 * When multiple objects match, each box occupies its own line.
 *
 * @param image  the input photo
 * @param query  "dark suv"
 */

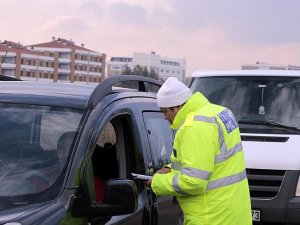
xmin=0 ymin=75 xmax=180 ymax=225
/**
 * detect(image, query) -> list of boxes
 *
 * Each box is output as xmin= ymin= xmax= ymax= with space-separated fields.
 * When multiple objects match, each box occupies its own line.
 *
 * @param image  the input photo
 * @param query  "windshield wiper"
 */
xmin=238 ymin=119 xmax=300 ymax=133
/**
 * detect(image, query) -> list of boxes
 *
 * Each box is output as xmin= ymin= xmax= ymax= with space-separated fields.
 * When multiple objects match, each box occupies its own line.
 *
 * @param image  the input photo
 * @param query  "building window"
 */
xmin=111 ymin=66 xmax=121 ymax=70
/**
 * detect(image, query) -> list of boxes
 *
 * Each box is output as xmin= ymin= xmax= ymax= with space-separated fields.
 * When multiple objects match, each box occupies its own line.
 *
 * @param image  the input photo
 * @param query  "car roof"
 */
xmin=0 ymin=75 xmax=162 ymax=109
xmin=0 ymin=81 xmax=95 ymax=96
xmin=192 ymin=70 xmax=300 ymax=77
xmin=0 ymin=81 xmax=95 ymax=108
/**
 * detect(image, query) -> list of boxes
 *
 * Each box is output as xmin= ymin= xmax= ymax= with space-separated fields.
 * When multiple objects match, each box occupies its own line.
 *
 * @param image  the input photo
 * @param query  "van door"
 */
xmin=142 ymin=111 xmax=181 ymax=225
xmin=81 ymin=99 xmax=150 ymax=225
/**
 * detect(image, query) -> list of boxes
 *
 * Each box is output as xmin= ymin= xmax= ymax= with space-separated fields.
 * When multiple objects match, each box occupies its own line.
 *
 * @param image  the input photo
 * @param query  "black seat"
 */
xmin=92 ymin=143 xmax=118 ymax=180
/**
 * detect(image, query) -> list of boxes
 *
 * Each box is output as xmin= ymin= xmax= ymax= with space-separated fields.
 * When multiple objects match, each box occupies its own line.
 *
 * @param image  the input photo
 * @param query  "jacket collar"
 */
xmin=170 ymin=92 xmax=209 ymax=130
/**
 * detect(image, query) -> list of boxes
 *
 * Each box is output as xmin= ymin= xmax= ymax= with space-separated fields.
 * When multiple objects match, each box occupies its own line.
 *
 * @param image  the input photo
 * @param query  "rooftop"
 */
xmin=28 ymin=37 xmax=95 ymax=52
xmin=0 ymin=40 xmax=41 ymax=56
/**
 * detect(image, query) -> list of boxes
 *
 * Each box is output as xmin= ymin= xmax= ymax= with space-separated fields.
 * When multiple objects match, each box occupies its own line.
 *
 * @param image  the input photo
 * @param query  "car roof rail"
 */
xmin=87 ymin=75 xmax=162 ymax=109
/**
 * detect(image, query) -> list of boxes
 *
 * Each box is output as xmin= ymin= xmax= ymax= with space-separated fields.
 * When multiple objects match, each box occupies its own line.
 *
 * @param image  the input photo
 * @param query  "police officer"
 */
xmin=145 ymin=77 xmax=252 ymax=225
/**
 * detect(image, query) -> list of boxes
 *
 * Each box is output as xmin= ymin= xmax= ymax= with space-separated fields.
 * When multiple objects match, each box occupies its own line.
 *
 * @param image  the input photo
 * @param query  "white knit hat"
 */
xmin=157 ymin=77 xmax=192 ymax=107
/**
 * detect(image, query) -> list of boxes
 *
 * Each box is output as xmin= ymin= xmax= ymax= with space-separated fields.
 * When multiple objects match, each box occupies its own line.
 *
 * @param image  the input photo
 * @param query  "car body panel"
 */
xmin=0 ymin=77 xmax=180 ymax=225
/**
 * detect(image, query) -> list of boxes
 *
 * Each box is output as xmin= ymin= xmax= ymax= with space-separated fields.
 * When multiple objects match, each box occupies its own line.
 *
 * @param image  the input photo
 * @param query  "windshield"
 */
xmin=190 ymin=76 xmax=300 ymax=134
xmin=0 ymin=103 xmax=85 ymax=209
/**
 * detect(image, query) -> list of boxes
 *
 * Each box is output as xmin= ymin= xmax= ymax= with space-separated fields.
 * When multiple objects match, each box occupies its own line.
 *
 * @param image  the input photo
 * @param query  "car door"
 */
xmin=83 ymin=97 xmax=152 ymax=225
xmin=142 ymin=111 xmax=181 ymax=225
xmin=80 ymin=96 xmax=181 ymax=225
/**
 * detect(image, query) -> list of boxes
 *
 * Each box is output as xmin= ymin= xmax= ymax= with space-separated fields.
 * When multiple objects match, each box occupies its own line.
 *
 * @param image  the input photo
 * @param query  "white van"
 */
xmin=189 ymin=70 xmax=300 ymax=224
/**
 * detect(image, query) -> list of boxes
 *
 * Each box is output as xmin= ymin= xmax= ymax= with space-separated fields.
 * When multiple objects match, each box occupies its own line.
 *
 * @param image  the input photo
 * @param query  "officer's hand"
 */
xmin=144 ymin=179 xmax=152 ymax=188
xmin=156 ymin=167 xmax=171 ymax=174
xmin=144 ymin=167 xmax=170 ymax=188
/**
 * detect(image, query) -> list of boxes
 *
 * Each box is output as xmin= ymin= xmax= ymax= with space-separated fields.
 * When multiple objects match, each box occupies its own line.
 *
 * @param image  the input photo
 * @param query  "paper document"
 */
xmin=131 ymin=173 xmax=152 ymax=181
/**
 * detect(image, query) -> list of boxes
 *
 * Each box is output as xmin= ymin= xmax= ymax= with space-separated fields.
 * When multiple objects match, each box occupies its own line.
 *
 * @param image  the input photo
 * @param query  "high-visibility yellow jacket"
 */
xmin=151 ymin=92 xmax=252 ymax=225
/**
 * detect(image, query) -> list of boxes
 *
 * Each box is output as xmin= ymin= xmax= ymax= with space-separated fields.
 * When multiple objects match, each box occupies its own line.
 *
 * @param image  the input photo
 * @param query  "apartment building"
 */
xmin=0 ymin=41 xmax=54 ymax=81
xmin=241 ymin=61 xmax=300 ymax=70
xmin=0 ymin=38 xmax=106 ymax=83
xmin=29 ymin=37 xmax=106 ymax=83
xmin=107 ymin=51 xmax=186 ymax=81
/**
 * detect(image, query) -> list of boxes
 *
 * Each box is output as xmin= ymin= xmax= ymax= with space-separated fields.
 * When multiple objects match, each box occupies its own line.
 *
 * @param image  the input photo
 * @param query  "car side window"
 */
xmin=92 ymin=114 xmax=144 ymax=199
xmin=143 ymin=112 xmax=174 ymax=171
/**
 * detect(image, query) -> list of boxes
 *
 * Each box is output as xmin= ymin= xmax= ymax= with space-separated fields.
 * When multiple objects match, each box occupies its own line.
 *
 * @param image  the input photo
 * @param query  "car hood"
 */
xmin=242 ymin=133 xmax=300 ymax=170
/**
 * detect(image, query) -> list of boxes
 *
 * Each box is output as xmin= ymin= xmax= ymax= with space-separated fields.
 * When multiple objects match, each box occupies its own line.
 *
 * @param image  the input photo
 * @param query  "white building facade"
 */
xmin=107 ymin=51 xmax=186 ymax=81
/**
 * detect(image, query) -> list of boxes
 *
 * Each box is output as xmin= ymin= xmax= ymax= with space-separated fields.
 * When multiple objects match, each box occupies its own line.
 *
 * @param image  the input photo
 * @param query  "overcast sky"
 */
xmin=1 ymin=0 xmax=300 ymax=76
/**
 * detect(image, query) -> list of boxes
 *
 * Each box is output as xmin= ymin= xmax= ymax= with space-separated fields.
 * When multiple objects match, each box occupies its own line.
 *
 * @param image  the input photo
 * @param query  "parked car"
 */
xmin=189 ymin=70 xmax=300 ymax=224
xmin=0 ymin=75 xmax=180 ymax=225
xmin=0 ymin=74 xmax=21 ymax=81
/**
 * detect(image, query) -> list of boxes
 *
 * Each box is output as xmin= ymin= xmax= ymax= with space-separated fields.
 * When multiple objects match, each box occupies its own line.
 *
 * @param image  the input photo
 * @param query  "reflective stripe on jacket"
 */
xmin=151 ymin=92 xmax=252 ymax=225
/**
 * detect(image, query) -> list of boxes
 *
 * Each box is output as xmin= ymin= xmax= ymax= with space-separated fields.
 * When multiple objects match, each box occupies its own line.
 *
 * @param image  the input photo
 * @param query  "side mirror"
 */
xmin=91 ymin=179 xmax=138 ymax=216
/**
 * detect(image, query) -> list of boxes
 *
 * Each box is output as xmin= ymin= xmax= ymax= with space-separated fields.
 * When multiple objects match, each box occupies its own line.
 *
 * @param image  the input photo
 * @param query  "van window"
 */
xmin=92 ymin=115 xmax=144 ymax=197
xmin=143 ymin=112 xmax=174 ymax=171
xmin=0 ymin=103 xmax=85 ymax=209
xmin=190 ymin=76 xmax=300 ymax=134
xmin=93 ymin=122 xmax=118 ymax=182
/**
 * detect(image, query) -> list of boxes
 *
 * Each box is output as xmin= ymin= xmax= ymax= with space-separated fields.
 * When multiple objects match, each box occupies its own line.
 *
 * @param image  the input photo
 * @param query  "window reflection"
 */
xmin=143 ymin=112 xmax=174 ymax=170
xmin=0 ymin=103 xmax=84 ymax=207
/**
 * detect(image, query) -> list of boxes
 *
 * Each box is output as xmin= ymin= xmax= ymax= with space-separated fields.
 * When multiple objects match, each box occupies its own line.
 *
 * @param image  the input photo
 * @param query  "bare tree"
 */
xmin=122 ymin=65 xmax=159 ymax=80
